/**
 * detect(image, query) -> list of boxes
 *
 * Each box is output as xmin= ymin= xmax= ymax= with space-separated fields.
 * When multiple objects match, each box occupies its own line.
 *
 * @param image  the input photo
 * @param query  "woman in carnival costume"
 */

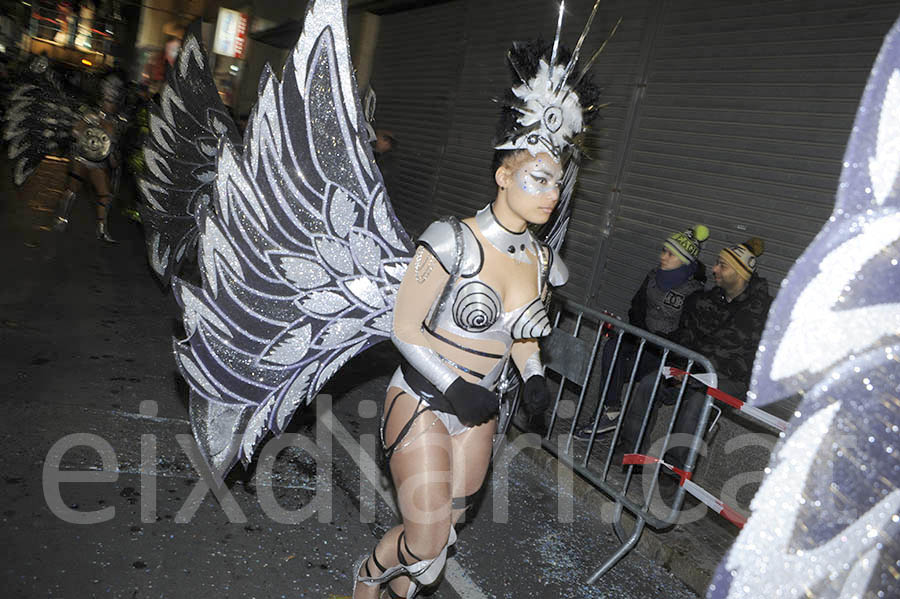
xmin=3 ymin=61 xmax=125 ymax=242
xmin=53 ymin=72 xmax=127 ymax=243
xmin=142 ymin=2 xmax=609 ymax=597
xmin=353 ymin=23 xmax=606 ymax=599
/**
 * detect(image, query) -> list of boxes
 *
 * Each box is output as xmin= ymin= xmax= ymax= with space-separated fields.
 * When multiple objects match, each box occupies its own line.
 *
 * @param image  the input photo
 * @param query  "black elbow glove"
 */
xmin=444 ymin=377 xmax=500 ymax=427
xmin=521 ymin=376 xmax=551 ymax=436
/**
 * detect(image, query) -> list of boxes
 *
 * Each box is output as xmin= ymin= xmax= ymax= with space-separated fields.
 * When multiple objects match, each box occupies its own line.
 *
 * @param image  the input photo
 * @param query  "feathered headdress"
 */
xmin=494 ymin=1 xmax=618 ymax=163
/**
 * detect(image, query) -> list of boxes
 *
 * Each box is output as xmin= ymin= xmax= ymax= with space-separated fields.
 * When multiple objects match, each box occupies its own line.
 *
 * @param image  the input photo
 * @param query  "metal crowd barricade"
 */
xmin=506 ymin=297 xmax=719 ymax=582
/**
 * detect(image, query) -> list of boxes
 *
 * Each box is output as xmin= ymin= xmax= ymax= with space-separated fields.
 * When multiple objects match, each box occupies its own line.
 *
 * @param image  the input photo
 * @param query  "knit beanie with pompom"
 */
xmin=720 ymin=237 xmax=765 ymax=281
xmin=664 ymin=224 xmax=710 ymax=265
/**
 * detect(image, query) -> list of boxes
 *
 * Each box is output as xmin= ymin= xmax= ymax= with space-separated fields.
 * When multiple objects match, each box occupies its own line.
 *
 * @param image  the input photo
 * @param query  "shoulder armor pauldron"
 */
xmin=545 ymin=245 xmax=568 ymax=287
xmin=417 ymin=218 xmax=482 ymax=277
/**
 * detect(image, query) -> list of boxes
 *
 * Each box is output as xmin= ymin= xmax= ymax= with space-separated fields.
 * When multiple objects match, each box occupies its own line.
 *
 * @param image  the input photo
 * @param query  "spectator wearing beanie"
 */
xmin=616 ymin=236 xmax=773 ymax=489
xmin=716 ymin=237 xmax=765 ymax=299
xmin=671 ymin=237 xmax=772 ymax=385
xmin=576 ymin=225 xmax=709 ymax=440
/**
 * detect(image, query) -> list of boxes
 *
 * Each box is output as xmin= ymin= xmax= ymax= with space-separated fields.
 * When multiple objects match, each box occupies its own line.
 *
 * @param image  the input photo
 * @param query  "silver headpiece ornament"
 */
xmin=495 ymin=0 xmax=619 ymax=161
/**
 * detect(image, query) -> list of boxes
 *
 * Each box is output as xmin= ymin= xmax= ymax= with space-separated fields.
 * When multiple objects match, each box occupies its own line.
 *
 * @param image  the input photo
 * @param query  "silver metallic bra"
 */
xmin=390 ymin=207 xmax=567 ymax=394
xmin=449 ymin=281 xmax=551 ymax=340
xmin=411 ymin=208 xmax=567 ymax=386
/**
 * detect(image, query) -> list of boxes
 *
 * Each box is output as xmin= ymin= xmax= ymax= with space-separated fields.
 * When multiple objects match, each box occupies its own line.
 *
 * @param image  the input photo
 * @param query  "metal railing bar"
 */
xmin=581 ymin=330 xmax=623 ymax=466
xmin=565 ymin=325 xmax=604 ymax=456
xmin=545 ymin=306 xmax=570 ymax=439
xmin=544 ymin=439 xmax=673 ymax=530
xmin=521 ymin=297 xmax=720 ymax=582
xmin=588 ymin=516 xmax=647 ymax=583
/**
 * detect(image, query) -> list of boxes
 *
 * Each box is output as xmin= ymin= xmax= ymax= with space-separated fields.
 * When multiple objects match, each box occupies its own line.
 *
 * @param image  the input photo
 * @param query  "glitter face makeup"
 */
xmin=502 ymin=153 xmax=563 ymax=227
xmin=513 ymin=158 xmax=562 ymax=195
xmin=514 ymin=161 xmax=562 ymax=196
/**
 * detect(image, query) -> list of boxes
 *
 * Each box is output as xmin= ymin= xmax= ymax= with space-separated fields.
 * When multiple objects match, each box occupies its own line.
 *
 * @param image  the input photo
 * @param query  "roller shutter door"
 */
xmin=367 ymin=2 xmax=466 ymax=237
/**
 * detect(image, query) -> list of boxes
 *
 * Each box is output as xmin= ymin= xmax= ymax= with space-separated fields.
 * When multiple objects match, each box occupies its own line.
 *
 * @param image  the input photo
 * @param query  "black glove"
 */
xmin=521 ymin=375 xmax=550 ymax=436
xmin=444 ymin=377 xmax=500 ymax=427
xmin=523 ymin=375 xmax=550 ymax=416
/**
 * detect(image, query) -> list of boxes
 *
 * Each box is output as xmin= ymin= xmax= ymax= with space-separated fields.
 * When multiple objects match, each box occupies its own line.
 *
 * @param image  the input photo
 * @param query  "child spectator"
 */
xmin=576 ymin=224 xmax=709 ymax=439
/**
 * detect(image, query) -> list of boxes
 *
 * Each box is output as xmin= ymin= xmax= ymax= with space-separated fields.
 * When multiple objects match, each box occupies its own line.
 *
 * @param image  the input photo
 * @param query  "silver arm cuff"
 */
xmin=391 ymin=332 xmax=459 ymax=393
xmin=521 ymin=351 xmax=544 ymax=381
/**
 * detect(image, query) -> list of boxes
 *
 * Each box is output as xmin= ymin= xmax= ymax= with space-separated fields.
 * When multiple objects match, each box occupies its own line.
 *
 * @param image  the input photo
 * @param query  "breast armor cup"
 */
xmin=76 ymin=125 xmax=112 ymax=162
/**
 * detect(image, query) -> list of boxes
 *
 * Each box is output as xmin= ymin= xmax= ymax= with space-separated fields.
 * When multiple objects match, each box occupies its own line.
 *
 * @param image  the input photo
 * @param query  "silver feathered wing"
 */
xmin=139 ymin=21 xmax=242 ymax=286
xmin=172 ymin=0 xmax=414 ymax=479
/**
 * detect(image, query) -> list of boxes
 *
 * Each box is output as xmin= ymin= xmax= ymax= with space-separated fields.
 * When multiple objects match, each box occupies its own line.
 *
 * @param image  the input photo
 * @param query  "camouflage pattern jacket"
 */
xmin=670 ymin=273 xmax=772 ymax=394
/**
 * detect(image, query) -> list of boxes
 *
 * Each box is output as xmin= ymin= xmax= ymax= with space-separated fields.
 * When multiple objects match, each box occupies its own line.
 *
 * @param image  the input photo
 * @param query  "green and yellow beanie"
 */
xmin=664 ymin=224 xmax=710 ymax=265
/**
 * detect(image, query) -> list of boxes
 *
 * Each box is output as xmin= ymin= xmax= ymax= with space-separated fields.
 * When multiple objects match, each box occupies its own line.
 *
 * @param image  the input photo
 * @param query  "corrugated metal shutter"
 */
xmin=590 ymin=0 xmax=900 ymax=316
xmin=429 ymin=0 xmax=571 ymax=225
xmin=368 ymin=1 xmax=466 ymax=237
xmin=568 ymin=0 xmax=659 ymax=305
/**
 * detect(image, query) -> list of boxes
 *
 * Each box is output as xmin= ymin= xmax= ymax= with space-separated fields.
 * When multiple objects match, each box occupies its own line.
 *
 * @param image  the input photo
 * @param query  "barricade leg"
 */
xmin=520 ymin=300 xmax=720 ymax=583
xmin=587 ymin=509 xmax=646 ymax=583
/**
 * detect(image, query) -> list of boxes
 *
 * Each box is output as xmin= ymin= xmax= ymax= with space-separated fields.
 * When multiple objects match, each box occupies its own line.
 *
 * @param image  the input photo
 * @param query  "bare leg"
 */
xmin=384 ymin=416 xmax=496 ymax=597
xmin=354 ymin=388 xmax=454 ymax=599
xmin=354 ymin=386 xmax=496 ymax=598
xmin=53 ymin=163 xmax=86 ymax=231
xmin=88 ymin=167 xmax=116 ymax=243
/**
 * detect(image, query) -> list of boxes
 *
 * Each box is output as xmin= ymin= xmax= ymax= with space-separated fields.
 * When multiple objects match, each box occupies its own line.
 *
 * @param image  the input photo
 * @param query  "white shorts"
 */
xmin=387 ymin=366 xmax=470 ymax=437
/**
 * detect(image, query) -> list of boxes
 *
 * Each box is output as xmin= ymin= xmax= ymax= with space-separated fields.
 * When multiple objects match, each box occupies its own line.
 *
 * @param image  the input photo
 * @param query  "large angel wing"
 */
xmin=3 ymin=77 xmax=78 ymax=186
xmin=138 ymin=21 xmax=242 ymax=286
xmin=173 ymin=0 xmax=414 ymax=479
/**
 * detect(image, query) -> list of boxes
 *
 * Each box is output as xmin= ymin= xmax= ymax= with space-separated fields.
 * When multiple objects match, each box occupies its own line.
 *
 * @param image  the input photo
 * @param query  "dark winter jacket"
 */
xmin=629 ymin=265 xmax=706 ymax=337
xmin=670 ymin=273 xmax=772 ymax=393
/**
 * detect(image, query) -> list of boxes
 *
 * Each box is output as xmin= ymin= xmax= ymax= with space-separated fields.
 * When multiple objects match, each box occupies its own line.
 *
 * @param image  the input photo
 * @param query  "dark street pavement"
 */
xmin=0 ymin=158 xmax=697 ymax=599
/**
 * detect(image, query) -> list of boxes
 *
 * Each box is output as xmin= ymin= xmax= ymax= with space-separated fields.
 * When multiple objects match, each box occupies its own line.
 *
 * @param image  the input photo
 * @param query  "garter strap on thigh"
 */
xmin=382 ymin=389 xmax=433 ymax=461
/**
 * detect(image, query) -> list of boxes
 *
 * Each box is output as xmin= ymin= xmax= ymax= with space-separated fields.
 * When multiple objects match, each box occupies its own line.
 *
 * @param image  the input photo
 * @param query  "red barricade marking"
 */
xmin=623 ymin=453 xmax=747 ymax=529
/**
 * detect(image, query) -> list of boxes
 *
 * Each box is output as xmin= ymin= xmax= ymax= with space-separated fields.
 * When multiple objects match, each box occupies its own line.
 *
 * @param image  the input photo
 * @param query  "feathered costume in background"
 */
xmin=3 ymin=57 xmax=79 ymax=187
xmin=707 ymin=15 xmax=900 ymax=599
xmin=163 ymin=0 xmax=611 ymax=480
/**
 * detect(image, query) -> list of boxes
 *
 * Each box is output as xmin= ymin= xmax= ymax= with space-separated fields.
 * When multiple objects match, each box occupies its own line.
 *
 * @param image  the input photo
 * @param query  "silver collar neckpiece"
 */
xmin=476 ymin=204 xmax=534 ymax=264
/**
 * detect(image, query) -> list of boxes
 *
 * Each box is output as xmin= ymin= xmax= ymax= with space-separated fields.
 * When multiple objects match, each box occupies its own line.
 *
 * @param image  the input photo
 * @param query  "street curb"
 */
xmin=506 ymin=426 xmax=719 ymax=597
